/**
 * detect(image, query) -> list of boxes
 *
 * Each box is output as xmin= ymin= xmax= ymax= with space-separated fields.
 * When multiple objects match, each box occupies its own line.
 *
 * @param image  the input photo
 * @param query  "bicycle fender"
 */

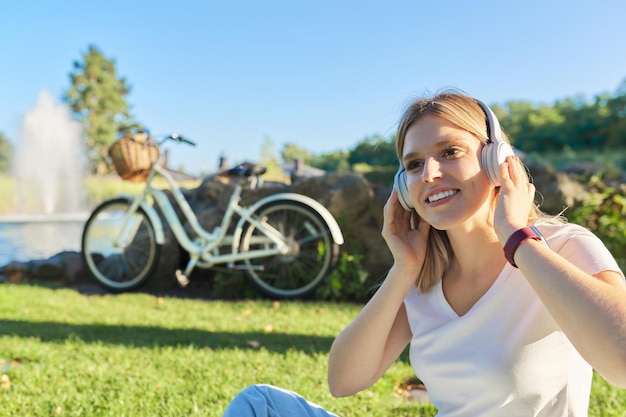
xmin=116 ymin=194 xmax=166 ymax=245
xmin=243 ymin=193 xmax=344 ymax=245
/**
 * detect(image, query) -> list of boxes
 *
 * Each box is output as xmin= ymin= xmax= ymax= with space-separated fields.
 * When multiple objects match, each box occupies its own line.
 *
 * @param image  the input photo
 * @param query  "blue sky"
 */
xmin=1 ymin=0 xmax=625 ymax=174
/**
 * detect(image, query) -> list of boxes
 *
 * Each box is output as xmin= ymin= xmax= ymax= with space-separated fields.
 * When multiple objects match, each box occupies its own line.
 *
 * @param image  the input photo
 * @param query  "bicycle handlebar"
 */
xmin=167 ymin=133 xmax=196 ymax=147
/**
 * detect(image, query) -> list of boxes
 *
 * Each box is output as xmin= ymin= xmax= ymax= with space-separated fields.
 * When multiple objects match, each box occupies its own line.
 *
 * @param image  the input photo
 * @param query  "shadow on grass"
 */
xmin=0 ymin=319 xmax=334 ymax=354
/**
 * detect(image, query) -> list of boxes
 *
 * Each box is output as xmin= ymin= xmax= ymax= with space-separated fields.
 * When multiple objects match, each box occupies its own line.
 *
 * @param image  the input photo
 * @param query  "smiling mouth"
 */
xmin=427 ymin=190 xmax=459 ymax=203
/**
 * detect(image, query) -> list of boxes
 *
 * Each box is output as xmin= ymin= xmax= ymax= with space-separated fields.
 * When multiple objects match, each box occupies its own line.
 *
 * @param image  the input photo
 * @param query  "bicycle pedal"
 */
xmin=175 ymin=270 xmax=190 ymax=287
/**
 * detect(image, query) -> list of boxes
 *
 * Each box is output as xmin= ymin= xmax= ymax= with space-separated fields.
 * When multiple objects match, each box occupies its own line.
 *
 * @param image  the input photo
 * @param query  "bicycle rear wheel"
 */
xmin=81 ymin=198 xmax=160 ymax=292
xmin=239 ymin=200 xmax=340 ymax=299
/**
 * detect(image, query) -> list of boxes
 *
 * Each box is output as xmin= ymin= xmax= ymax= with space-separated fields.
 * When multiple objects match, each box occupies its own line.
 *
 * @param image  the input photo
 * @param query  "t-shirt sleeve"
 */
xmin=552 ymin=224 xmax=624 ymax=279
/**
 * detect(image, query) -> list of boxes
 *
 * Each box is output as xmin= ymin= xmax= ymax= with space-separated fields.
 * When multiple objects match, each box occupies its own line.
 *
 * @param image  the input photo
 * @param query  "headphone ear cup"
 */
xmin=481 ymin=141 xmax=515 ymax=186
xmin=394 ymin=167 xmax=413 ymax=211
xmin=475 ymin=99 xmax=516 ymax=187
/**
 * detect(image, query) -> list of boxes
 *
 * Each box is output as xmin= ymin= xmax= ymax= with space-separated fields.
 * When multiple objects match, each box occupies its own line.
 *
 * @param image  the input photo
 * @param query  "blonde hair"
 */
xmin=396 ymin=91 xmax=555 ymax=292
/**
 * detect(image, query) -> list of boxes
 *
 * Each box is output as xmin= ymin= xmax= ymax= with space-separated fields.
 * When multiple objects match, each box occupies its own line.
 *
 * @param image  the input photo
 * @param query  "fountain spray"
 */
xmin=14 ymin=90 xmax=85 ymax=215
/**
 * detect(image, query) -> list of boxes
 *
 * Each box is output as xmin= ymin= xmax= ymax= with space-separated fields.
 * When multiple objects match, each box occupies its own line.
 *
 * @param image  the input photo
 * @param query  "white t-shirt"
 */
xmin=403 ymin=223 xmax=624 ymax=417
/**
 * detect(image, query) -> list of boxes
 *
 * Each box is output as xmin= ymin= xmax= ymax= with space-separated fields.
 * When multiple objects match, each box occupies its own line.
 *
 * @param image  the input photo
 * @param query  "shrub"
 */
xmin=315 ymin=252 xmax=372 ymax=301
xmin=568 ymin=177 xmax=626 ymax=272
xmin=201 ymin=251 xmax=372 ymax=302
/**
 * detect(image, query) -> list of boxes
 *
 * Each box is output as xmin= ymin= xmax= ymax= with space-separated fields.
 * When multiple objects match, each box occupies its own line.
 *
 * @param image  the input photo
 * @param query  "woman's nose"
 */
xmin=421 ymin=157 xmax=442 ymax=183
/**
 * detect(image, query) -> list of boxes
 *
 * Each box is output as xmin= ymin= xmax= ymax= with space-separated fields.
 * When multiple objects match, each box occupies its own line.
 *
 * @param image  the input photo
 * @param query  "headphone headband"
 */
xmin=474 ymin=99 xmax=503 ymax=145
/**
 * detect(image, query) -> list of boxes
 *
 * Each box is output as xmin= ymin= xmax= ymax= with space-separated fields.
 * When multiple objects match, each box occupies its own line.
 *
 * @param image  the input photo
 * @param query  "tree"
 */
xmin=0 ymin=131 xmax=14 ymax=173
xmin=606 ymin=81 xmax=626 ymax=147
xmin=281 ymin=143 xmax=310 ymax=162
xmin=308 ymin=150 xmax=350 ymax=172
xmin=64 ymin=45 xmax=137 ymax=174
xmin=259 ymin=136 xmax=288 ymax=182
xmin=498 ymin=101 xmax=535 ymax=150
xmin=348 ymin=135 xmax=397 ymax=167
xmin=259 ymin=136 xmax=278 ymax=164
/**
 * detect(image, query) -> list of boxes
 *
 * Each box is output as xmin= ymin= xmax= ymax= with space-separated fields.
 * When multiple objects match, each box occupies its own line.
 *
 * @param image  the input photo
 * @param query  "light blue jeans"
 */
xmin=222 ymin=384 xmax=340 ymax=417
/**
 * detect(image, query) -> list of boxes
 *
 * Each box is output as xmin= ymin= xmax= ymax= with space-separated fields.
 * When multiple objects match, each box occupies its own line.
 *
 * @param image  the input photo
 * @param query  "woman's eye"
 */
xmin=443 ymin=147 xmax=460 ymax=158
xmin=406 ymin=160 xmax=424 ymax=171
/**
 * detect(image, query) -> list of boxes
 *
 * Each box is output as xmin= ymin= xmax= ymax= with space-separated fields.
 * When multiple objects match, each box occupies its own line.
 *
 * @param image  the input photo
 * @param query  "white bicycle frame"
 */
xmin=115 ymin=161 xmax=344 ymax=284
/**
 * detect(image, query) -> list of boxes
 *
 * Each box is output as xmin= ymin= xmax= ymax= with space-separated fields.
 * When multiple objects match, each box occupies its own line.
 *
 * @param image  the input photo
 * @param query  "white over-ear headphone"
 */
xmin=394 ymin=99 xmax=514 ymax=211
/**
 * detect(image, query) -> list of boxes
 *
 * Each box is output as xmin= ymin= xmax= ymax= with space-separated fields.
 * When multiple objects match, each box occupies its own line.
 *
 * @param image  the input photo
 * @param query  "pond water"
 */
xmin=0 ymin=216 xmax=86 ymax=267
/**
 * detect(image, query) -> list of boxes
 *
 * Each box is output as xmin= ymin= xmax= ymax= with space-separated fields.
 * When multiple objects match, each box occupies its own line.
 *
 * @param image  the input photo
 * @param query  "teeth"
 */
xmin=428 ymin=190 xmax=457 ymax=203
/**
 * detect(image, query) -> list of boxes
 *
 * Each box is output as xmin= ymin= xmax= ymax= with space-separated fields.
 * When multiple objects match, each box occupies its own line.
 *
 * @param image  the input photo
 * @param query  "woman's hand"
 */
xmin=381 ymin=189 xmax=431 ymax=270
xmin=494 ymin=155 xmax=536 ymax=243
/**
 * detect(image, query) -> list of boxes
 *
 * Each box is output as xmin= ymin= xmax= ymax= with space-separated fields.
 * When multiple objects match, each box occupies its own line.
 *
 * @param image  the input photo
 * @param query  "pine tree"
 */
xmin=64 ymin=45 xmax=136 ymax=174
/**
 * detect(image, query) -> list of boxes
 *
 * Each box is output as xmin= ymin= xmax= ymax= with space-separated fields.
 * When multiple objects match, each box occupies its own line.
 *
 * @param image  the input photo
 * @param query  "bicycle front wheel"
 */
xmin=240 ymin=200 xmax=340 ymax=299
xmin=81 ymin=198 xmax=161 ymax=292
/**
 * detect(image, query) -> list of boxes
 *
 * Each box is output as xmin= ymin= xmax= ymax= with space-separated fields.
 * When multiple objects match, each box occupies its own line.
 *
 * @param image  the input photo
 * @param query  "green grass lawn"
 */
xmin=1 ymin=284 xmax=625 ymax=416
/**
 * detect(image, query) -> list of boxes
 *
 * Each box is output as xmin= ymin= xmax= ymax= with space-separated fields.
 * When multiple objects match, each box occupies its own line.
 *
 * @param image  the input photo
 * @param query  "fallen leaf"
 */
xmin=247 ymin=340 xmax=262 ymax=349
xmin=0 ymin=374 xmax=10 ymax=390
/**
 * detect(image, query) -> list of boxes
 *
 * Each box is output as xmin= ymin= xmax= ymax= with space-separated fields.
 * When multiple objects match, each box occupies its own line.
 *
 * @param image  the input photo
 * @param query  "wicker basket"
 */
xmin=108 ymin=137 xmax=160 ymax=182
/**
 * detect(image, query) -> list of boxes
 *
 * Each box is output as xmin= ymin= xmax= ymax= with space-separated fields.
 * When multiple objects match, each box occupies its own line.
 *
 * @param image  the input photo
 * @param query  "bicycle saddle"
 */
xmin=224 ymin=163 xmax=267 ymax=177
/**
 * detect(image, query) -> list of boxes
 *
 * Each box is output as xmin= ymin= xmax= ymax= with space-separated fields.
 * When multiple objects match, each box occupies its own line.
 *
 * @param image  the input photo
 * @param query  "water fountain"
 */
xmin=14 ymin=89 xmax=85 ymax=216
xmin=0 ymin=90 xmax=87 ymax=266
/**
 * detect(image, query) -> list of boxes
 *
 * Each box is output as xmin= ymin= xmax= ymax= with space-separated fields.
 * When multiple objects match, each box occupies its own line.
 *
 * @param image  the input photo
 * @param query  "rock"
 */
xmin=0 ymin=251 xmax=89 ymax=285
xmin=291 ymin=173 xmax=393 ymax=282
xmin=525 ymin=160 xmax=590 ymax=215
xmin=146 ymin=202 xmax=181 ymax=290
xmin=164 ymin=172 xmax=393 ymax=287
xmin=408 ymin=387 xmax=430 ymax=403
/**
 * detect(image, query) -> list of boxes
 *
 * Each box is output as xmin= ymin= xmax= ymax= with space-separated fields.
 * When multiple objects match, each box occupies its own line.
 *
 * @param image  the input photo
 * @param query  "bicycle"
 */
xmin=81 ymin=134 xmax=344 ymax=299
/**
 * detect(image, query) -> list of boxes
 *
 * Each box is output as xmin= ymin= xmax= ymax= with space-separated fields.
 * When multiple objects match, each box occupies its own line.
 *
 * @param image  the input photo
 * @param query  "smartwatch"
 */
xmin=503 ymin=225 xmax=546 ymax=268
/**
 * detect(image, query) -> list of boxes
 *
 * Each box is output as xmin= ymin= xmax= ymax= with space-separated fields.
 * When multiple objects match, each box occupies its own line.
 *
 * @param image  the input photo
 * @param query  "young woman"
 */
xmin=223 ymin=92 xmax=626 ymax=416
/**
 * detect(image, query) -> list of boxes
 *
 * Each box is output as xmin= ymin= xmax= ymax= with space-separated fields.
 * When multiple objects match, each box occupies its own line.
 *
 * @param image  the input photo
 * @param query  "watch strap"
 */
xmin=503 ymin=227 xmax=543 ymax=268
